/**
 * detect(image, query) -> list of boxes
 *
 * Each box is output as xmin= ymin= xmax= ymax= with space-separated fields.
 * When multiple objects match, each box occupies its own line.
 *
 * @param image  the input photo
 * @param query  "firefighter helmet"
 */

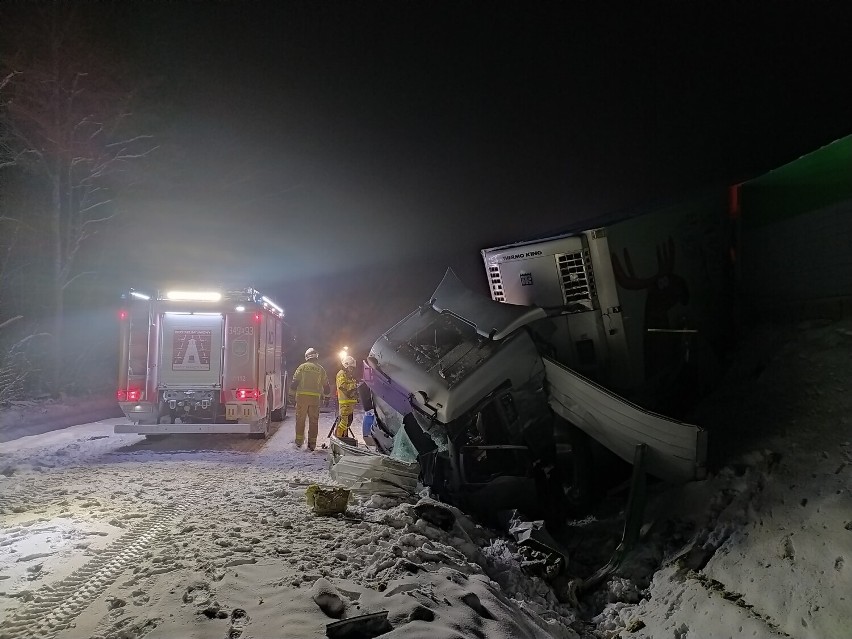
xmin=342 ymin=355 xmax=356 ymax=369
xmin=305 ymin=347 xmax=318 ymax=360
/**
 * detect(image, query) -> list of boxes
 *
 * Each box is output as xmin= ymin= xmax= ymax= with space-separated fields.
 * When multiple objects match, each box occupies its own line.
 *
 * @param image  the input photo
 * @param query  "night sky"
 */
xmin=19 ymin=1 xmax=852 ymax=356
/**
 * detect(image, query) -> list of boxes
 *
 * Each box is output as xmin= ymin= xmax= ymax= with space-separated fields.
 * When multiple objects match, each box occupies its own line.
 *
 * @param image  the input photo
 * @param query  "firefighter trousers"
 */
xmin=295 ymin=394 xmax=321 ymax=449
xmin=334 ymin=411 xmax=354 ymax=438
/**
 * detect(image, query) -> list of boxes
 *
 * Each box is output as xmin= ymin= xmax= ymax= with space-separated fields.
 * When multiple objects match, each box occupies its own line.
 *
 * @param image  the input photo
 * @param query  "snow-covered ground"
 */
xmin=1 ymin=318 xmax=850 ymax=639
xmin=592 ymin=318 xmax=852 ymax=639
xmin=0 ymin=412 xmax=586 ymax=639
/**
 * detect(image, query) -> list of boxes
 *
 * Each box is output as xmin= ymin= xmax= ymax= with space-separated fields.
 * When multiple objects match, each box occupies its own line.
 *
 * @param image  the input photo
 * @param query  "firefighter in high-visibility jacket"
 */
xmin=334 ymin=355 xmax=359 ymax=438
xmin=290 ymin=347 xmax=330 ymax=451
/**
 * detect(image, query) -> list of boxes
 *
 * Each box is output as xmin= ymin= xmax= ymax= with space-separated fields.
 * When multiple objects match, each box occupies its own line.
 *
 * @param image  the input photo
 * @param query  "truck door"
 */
xmin=118 ymin=302 xmax=151 ymax=400
xmin=223 ymin=312 xmax=259 ymax=400
xmin=262 ymin=312 xmax=280 ymax=407
xmin=158 ymin=312 xmax=224 ymax=389
xmin=265 ymin=313 xmax=275 ymax=378
xmin=272 ymin=316 xmax=283 ymax=406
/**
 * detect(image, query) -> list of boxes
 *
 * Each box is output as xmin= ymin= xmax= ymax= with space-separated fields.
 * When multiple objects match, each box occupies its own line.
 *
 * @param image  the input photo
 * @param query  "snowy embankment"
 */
xmin=0 ymin=395 xmax=121 ymax=444
xmin=0 ymin=319 xmax=850 ymax=639
xmin=593 ymin=318 xmax=852 ymax=639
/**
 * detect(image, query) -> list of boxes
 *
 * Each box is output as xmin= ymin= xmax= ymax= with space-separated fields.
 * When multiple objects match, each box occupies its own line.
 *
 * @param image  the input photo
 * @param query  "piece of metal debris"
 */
xmin=325 ymin=611 xmax=393 ymax=639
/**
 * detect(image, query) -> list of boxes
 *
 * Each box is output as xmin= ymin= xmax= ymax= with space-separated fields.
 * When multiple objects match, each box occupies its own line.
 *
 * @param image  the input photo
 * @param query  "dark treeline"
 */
xmin=1 ymin=4 xmax=160 ymax=402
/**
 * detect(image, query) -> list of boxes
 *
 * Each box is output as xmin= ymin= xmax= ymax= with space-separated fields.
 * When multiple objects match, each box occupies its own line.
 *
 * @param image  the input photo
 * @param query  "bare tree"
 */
xmin=0 ymin=5 xmax=157 ymax=390
xmin=0 ymin=210 xmax=47 ymax=404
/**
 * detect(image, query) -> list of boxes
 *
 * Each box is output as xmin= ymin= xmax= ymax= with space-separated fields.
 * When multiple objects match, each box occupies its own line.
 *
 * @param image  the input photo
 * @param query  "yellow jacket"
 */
xmin=291 ymin=361 xmax=329 ymax=398
xmin=336 ymin=369 xmax=358 ymax=406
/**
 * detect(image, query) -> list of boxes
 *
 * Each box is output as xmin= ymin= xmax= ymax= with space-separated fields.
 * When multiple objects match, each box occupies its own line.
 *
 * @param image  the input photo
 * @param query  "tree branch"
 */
xmin=0 ymin=70 xmax=19 ymax=91
xmin=0 ymin=315 xmax=24 ymax=331
xmin=61 ymin=270 xmax=96 ymax=291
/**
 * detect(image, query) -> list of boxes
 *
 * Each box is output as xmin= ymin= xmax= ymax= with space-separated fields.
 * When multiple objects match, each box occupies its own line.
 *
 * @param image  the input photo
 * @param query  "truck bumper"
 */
xmin=114 ymin=422 xmax=265 ymax=435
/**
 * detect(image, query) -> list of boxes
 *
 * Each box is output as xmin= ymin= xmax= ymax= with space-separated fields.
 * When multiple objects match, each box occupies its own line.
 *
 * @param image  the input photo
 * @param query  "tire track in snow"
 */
xmin=0 ymin=423 xmax=299 ymax=638
xmin=0 ymin=500 xmax=189 ymax=639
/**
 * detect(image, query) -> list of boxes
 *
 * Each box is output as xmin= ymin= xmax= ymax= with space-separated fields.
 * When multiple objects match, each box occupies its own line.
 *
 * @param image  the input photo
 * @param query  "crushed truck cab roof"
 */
xmin=367 ymin=269 xmax=545 ymax=424
xmin=428 ymin=269 xmax=547 ymax=340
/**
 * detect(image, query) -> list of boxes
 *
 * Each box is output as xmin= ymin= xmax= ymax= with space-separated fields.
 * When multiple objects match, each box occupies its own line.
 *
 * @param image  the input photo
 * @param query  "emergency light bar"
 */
xmin=165 ymin=290 xmax=222 ymax=302
xmin=261 ymin=296 xmax=284 ymax=314
xmin=124 ymin=288 xmax=283 ymax=316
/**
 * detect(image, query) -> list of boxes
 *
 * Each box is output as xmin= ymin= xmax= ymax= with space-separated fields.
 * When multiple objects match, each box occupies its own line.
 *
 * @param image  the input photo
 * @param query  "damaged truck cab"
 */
xmin=357 ymin=203 xmax=732 ymax=525
xmin=363 ymin=271 xmax=597 ymax=522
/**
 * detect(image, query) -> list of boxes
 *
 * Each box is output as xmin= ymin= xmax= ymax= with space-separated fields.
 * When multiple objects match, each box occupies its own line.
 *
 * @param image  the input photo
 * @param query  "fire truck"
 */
xmin=115 ymin=287 xmax=290 ymax=438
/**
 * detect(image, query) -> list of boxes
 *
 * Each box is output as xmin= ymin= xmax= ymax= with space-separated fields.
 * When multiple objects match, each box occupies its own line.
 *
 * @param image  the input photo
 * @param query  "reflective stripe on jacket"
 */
xmin=336 ymin=369 xmax=358 ymax=405
xmin=292 ymin=361 xmax=329 ymax=397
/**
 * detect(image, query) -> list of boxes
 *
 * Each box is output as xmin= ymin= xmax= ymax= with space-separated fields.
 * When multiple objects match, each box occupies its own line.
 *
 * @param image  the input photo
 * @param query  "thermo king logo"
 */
xmin=501 ymin=250 xmax=542 ymax=261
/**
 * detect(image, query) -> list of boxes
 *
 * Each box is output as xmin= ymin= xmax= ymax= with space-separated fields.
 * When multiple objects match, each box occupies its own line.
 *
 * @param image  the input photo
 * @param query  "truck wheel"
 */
xmin=250 ymin=388 xmax=273 ymax=439
xmin=271 ymin=392 xmax=287 ymax=422
xmin=280 ymin=379 xmax=289 ymax=419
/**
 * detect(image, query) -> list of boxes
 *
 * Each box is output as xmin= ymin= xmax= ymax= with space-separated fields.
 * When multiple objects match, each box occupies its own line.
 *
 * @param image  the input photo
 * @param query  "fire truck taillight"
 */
xmin=236 ymin=388 xmax=260 ymax=400
xmin=117 ymin=389 xmax=142 ymax=402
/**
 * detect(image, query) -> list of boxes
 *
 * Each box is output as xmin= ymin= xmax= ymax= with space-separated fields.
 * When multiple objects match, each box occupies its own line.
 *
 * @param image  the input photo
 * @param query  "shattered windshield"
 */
xmin=394 ymin=312 xmax=499 ymax=388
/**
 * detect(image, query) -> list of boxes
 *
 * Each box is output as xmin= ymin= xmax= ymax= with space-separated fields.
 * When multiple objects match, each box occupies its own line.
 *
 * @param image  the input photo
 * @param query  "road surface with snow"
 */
xmin=1 ymin=319 xmax=851 ymax=639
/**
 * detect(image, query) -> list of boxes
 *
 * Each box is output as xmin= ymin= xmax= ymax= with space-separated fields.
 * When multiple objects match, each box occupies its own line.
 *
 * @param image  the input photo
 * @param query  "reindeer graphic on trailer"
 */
xmin=610 ymin=236 xmax=690 ymax=380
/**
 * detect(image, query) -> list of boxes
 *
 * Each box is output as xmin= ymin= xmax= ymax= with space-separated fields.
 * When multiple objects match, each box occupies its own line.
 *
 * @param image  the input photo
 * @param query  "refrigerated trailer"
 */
xmin=115 ymin=287 xmax=290 ymax=438
xmin=355 ymin=203 xmax=733 ymax=524
xmin=481 ymin=200 xmax=734 ymax=417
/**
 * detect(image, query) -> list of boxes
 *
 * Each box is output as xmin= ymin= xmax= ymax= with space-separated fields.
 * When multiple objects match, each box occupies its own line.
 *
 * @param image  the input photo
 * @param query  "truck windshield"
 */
xmin=395 ymin=313 xmax=498 ymax=388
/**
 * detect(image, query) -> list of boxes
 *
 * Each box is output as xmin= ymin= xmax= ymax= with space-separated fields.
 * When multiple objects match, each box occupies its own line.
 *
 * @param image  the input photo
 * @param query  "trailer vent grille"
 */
xmin=556 ymin=250 xmax=596 ymax=311
xmin=487 ymin=265 xmax=505 ymax=302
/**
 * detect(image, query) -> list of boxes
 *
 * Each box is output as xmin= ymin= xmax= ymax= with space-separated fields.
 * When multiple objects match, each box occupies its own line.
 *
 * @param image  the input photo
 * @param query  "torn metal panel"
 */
xmin=429 ymin=268 xmax=547 ymax=340
xmin=325 ymin=611 xmax=392 ymax=639
xmin=544 ymin=357 xmax=707 ymax=482
xmin=328 ymin=437 xmax=420 ymax=497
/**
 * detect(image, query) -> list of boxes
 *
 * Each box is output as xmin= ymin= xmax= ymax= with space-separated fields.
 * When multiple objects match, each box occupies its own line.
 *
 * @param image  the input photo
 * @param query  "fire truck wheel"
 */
xmin=250 ymin=388 xmax=273 ymax=439
xmin=271 ymin=399 xmax=286 ymax=422
xmin=249 ymin=424 xmax=268 ymax=439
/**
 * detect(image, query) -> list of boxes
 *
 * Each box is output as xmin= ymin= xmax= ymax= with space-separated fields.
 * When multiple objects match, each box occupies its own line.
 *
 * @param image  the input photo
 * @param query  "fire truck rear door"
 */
xmin=158 ymin=312 xmax=224 ymax=389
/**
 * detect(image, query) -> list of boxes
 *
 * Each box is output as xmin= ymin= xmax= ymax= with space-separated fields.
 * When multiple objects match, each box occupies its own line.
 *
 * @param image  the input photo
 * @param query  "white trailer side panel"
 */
xmin=544 ymin=356 xmax=707 ymax=482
